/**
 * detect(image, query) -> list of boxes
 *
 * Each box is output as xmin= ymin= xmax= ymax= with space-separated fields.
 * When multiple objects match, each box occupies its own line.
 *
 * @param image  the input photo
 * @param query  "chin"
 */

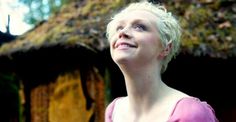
xmin=112 ymin=55 xmax=132 ymax=65
xmin=113 ymin=57 xmax=127 ymax=63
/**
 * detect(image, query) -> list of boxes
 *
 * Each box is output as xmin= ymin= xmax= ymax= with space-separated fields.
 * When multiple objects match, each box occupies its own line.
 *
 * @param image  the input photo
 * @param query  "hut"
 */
xmin=0 ymin=0 xmax=235 ymax=122
xmin=0 ymin=0 xmax=121 ymax=122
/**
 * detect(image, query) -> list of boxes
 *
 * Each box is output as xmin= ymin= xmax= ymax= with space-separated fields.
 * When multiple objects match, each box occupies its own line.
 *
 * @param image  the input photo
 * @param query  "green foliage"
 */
xmin=0 ymin=72 xmax=20 ymax=122
xmin=0 ymin=73 xmax=18 ymax=91
xmin=19 ymin=0 xmax=69 ymax=25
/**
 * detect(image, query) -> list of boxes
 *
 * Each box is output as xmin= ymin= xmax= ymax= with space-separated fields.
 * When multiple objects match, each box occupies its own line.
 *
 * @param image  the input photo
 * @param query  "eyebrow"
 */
xmin=116 ymin=18 xmax=151 ymax=26
xmin=117 ymin=19 xmax=146 ymax=23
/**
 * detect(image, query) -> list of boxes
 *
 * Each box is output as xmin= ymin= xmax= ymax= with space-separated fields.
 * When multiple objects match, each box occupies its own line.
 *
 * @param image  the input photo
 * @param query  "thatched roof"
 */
xmin=0 ymin=0 xmax=235 ymax=59
xmin=0 ymin=0 xmax=118 ymax=56
xmin=167 ymin=0 xmax=236 ymax=58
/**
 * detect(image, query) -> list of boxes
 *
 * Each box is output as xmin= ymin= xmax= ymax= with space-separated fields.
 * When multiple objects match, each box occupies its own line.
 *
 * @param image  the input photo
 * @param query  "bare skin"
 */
xmin=109 ymin=10 xmax=189 ymax=122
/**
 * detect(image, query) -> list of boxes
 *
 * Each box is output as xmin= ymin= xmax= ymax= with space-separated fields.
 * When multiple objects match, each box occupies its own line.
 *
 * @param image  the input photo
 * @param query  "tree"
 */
xmin=19 ymin=0 xmax=68 ymax=25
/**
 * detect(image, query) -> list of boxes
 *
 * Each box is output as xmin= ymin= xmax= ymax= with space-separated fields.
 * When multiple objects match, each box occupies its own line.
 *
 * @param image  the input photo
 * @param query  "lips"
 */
xmin=115 ymin=41 xmax=137 ymax=49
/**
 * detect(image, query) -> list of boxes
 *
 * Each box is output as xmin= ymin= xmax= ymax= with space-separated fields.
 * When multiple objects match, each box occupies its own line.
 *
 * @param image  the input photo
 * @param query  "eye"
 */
xmin=133 ymin=24 xmax=146 ymax=31
xmin=116 ymin=25 xmax=124 ymax=31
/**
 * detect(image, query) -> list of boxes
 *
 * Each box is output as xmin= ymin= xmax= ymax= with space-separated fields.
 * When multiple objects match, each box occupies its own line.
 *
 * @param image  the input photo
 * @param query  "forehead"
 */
xmin=115 ymin=10 xmax=158 ymax=24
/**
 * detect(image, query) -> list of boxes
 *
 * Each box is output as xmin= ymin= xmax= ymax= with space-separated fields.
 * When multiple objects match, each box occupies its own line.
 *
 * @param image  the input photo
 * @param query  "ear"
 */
xmin=158 ymin=40 xmax=172 ymax=59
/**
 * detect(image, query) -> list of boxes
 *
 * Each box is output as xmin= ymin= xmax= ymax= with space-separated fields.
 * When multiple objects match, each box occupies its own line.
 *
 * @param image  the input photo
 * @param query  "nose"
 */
xmin=118 ymin=27 xmax=131 ymax=39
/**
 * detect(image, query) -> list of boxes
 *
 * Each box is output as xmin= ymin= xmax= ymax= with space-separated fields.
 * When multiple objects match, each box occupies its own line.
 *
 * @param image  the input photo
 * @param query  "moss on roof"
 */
xmin=0 ymin=0 xmax=124 ymax=56
xmin=0 ymin=0 xmax=235 ymax=58
xmin=166 ymin=0 xmax=236 ymax=58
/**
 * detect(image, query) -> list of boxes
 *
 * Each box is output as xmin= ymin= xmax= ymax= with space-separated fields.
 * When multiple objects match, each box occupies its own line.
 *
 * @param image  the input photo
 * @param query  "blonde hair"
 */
xmin=106 ymin=1 xmax=182 ymax=73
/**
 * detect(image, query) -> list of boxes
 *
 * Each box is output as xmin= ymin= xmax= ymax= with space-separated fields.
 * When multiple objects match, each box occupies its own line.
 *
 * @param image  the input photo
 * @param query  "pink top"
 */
xmin=105 ymin=97 xmax=219 ymax=122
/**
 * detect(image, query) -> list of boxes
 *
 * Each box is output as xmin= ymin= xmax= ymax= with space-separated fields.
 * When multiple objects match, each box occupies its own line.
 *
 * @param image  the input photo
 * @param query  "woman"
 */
xmin=105 ymin=1 xmax=218 ymax=122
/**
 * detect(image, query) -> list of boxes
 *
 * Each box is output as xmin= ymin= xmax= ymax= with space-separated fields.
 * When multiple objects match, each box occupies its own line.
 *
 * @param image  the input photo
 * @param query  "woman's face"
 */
xmin=109 ymin=10 xmax=164 ymax=66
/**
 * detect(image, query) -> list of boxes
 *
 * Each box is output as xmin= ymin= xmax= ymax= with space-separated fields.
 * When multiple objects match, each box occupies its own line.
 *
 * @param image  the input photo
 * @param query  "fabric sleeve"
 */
xmin=168 ymin=97 xmax=219 ymax=122
xmin=105 ymin=98 xmax=120 ymax=122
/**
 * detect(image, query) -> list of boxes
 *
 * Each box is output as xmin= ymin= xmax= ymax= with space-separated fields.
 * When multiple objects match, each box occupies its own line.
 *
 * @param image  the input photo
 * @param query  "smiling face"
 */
xmin=109 ymin=10 xmax=164 ymax=67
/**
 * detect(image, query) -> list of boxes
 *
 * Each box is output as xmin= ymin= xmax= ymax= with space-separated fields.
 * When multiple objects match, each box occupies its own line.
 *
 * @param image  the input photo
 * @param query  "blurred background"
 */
xmin=0 ymin=0 xmax=235 ymax=122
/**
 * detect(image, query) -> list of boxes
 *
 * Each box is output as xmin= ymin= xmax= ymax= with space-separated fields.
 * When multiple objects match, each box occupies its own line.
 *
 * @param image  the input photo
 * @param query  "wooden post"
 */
xmin=6 ymin=15 xmax=10 ymax=34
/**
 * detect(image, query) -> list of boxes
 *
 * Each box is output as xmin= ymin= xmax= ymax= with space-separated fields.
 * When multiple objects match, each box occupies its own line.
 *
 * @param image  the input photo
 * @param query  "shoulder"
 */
xmin=169 ymin=97 xmax=219 ymax=122
xmin=105 ymin=97 xmax=121 ymax=122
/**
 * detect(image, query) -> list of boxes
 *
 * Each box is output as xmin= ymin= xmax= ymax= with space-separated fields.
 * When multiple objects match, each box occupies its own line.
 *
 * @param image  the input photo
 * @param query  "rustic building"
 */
xmin=0 ymin=0 xmax=119 ymax=122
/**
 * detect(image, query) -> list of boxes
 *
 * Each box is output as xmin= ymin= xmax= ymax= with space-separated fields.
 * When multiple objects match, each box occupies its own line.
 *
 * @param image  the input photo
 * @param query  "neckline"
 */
xmin=110 ymin=96 xmax=198 ymax=121
xmin=168 ymin=96 xmax=198 ymax=119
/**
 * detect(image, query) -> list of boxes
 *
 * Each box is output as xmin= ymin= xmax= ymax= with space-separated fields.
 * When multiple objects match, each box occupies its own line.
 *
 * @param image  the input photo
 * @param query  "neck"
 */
xmin=118 ymin=62 xmax=169 ymax=115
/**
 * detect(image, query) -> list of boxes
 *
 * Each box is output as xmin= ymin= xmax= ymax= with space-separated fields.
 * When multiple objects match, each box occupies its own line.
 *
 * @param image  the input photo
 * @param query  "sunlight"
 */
xmin=0 ymin=0 xmax=33 ymax=35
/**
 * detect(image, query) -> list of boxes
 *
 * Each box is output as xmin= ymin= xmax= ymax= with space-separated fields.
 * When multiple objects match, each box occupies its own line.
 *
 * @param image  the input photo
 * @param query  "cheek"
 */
xmin=108 ymin=35 xmax=115 ymax=46
xmin=141 ymin=35 xmax=159 ymax=46
xmin=109 ymin=37 xmax=116 ymax=55
xmin=140 ymin=34 xmax=163 ymax=53
xmin=109 ymin=41 xmax=114 ymax=55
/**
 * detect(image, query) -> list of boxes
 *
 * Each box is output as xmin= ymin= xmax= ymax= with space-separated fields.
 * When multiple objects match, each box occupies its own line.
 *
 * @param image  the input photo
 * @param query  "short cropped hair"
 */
xmin=106 ymin=1 xmax=182 ymax=73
